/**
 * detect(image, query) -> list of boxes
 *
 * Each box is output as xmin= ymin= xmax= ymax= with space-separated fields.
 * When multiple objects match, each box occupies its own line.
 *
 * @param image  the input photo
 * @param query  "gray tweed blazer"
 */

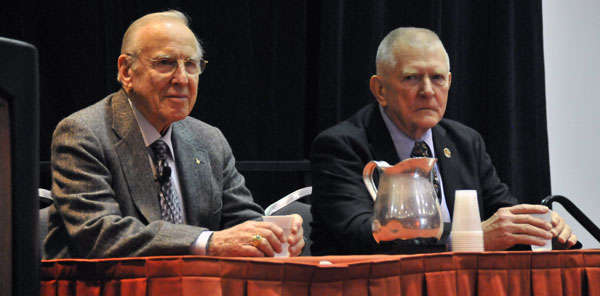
xmin=43 ymin=89 xmax=263 ymax=259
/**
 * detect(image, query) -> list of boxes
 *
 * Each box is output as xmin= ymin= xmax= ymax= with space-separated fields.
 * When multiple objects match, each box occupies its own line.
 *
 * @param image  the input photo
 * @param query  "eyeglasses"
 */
xmin=147 ymin=56 xmax=208 ymax=75
xmin=128 ymin=54 xmax=208 ymax=75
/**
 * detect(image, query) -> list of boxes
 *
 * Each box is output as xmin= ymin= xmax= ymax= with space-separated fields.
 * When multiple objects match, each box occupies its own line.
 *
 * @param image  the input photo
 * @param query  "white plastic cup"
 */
xmin=451 ymin=190 xmax=484 ymax=251
xmin=530 ymin=210 xmax=552 ymax=251
xmin=262 ymin=216 xmax=293 ymax=257
xmin=452 ymin=190 xmax=482 ymax=232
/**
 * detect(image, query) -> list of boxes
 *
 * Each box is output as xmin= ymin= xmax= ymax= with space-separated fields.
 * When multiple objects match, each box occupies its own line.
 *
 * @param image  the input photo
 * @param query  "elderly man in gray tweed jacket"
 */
xmin=43 ymin=10 xmax=304 ymax=259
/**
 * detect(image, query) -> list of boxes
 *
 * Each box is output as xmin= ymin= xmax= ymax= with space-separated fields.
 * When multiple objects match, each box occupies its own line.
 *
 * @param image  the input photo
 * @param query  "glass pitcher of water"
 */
xmin=363 ymin=158 xmax=443 ymax=243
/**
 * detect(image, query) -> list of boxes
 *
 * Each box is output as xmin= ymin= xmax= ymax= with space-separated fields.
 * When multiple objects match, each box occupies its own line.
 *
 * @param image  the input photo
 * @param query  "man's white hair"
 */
xmin=375 ymin=27 xmax=449 ymax=75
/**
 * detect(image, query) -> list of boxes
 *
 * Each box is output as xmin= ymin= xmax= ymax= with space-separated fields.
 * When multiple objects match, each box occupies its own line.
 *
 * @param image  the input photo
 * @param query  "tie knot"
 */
xmin=411 ymin=141 xmax=432 ymax=158
xmin=150 ymin=140 xmax=170 ymax=161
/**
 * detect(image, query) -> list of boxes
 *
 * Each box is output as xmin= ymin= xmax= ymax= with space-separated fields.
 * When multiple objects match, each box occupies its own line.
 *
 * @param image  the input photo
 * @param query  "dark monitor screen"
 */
xmin=0 ymin=37 xmax=39 ymax=296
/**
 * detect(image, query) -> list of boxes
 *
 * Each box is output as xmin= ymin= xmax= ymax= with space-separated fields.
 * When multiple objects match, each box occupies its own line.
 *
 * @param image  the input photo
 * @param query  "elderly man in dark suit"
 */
xmin=43 ymin=10 xmax=304 ymax=259
xmin=310 ymin=27 xmax=576 ymax=255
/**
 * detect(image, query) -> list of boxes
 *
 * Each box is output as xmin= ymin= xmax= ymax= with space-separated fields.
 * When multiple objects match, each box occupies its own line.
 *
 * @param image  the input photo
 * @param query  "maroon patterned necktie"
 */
xmin=410 ymin=141 xmax=442 ymax=202
xmin=150 ymin=140 xmax=183 ymax=224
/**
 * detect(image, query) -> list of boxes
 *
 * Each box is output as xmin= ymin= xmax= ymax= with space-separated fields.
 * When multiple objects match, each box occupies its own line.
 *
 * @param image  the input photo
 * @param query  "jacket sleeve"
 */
xmin=213 ymin=128 xmax=264 ymax=229
xmin=310 ymin=130 xmax=385 ymax=254
xmin=472 ymin=130 xmax=520 ymax=219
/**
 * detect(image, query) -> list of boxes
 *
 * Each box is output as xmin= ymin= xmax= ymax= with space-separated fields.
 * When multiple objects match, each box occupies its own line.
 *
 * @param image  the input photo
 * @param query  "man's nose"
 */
xmin=420 ymin=76 xmax=434 ymax=97
xmin=171 ymin=61 xmax=189 ymax=84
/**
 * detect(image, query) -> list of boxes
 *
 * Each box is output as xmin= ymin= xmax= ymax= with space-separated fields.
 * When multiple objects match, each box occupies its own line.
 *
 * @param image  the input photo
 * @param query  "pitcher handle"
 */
xmin=362 ymin=161 xmax=391 ymax=202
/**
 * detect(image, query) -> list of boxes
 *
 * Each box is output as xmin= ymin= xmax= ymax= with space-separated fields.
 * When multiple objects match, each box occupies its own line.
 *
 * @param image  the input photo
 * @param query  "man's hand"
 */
xmin=550 ymin=211 xmax=577 ymax=249
xmin=208 ymin=214 xmax=304 ymax=257
xmin=286 ymin=214 xmax=306 ymax=256
xmin=482 ymin=204 xmax=553 ymax=250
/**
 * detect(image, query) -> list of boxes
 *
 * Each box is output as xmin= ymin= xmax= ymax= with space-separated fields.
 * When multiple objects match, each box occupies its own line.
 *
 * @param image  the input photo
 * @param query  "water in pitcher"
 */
xmin=372 ymin=217 xmax=442 ymax=243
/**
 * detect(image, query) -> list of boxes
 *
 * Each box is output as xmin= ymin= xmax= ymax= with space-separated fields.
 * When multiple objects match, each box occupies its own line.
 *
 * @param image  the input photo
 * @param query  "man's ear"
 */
xmin=117 ymin=54 xmax=134 ymax=89
xmin=369 ymin=75 xmax=387 ymax=107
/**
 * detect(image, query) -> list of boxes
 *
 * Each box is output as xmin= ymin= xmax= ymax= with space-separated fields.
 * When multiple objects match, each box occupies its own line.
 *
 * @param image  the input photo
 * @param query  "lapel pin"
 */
xmin=195 ymin=158 xmax=201 ymax=164
xmin=444 ymin=148 xmax=451 ymax=158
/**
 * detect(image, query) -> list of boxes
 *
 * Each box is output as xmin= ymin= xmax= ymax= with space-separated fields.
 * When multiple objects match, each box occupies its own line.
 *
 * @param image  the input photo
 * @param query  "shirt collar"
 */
xmin=378 ymin=105 xmax=435 ymax=160
xmin=129 ymin=99 xmax=175 ymax=160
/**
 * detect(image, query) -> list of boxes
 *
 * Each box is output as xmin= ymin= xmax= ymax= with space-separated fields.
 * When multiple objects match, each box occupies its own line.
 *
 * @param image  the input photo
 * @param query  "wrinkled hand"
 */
xmin=550 ymin=211 xmax=577 ymax=249
xmin=286 ymin=214 xmax=305 ymax=256
xmin=482 ymin=204 xmax=553 ymax=250
xmin=208 ymin=214 xmax=304 ymax=257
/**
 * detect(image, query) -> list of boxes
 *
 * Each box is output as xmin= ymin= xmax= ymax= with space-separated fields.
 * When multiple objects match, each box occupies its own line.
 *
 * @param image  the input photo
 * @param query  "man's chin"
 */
xmin=162 ymin=109 xmax=191 ymax=124
xmin=163 ymin=101 xmax=192 ymax=119
xmin=168 ymin=113 xmax=189 ymax=123
xmin=417 ymin=116 xmax=442 ymax=129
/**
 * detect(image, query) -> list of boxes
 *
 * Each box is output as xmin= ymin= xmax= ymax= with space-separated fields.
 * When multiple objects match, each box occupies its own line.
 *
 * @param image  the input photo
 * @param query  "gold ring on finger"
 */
xmin=251 ymin=234 xmax=262 ymax=247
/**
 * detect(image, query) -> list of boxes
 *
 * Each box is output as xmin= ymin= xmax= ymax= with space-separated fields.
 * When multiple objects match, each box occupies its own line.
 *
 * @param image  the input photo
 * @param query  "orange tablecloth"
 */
xmin=41 ymin=250 xmax=600 ymax=296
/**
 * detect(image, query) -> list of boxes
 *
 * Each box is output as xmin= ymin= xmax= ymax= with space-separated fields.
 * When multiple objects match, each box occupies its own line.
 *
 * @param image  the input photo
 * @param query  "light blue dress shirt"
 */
xmin=378 ymin=105 xmax=451 ymax=223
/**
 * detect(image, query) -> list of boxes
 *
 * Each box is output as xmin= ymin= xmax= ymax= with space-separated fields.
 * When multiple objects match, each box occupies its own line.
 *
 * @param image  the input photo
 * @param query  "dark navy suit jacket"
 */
xmin=310 ymin=103 xmax=518 ymax=255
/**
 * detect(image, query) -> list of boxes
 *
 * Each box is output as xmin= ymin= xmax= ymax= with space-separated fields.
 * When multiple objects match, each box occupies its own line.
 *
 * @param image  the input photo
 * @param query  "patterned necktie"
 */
xmin=150 ymin=140 xmax=183 ymax=224
xmin=410 ymin=141 xmax=442 ymax=202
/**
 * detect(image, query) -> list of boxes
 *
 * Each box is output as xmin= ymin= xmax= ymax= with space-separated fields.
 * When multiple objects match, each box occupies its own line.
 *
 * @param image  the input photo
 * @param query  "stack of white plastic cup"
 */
xmin=451 ymin=190 xmax=484 ymax=251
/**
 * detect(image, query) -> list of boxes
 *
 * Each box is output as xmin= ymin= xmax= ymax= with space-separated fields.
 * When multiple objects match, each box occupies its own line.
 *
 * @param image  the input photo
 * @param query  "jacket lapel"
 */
xmin=432 ymin=123 xmax=458 ymax=217
xmin=366 ymin=104 xmax=400 ymax=165
xmin=171 ymin=121 xmax=212 ymax=227
xmin=111 ymin=90 xmax=162 ymax=222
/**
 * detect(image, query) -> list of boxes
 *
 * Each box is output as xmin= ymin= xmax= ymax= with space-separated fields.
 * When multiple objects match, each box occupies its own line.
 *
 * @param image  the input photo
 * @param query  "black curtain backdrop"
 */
xmin=0 ymin=0 xmax=550 ymax=209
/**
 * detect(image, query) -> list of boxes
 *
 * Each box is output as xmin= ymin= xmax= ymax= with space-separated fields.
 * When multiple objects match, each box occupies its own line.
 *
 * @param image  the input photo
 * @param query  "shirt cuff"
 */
xmin=190 ymin=231 xmax=214 ymax=255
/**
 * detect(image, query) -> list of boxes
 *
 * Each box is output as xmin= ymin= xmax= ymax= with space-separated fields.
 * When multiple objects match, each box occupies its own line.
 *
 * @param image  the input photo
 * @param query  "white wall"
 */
xmin=543 ymin=0 xmax=600 ymax=248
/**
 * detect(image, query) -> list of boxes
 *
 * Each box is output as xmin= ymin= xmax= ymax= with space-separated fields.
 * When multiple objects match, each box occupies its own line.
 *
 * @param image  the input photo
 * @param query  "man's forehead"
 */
xmin=146 ymin=48 xmax=200 ymax=58
xmin=400 ymin=63 xmax=448 ymax=74
xmin=138 ymin=44 xmax=200 ymax=60
xmin=136 ymin=20 xmax=200 ymax=56
xmin=394 ymin=48 xmax=448 ymax=72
